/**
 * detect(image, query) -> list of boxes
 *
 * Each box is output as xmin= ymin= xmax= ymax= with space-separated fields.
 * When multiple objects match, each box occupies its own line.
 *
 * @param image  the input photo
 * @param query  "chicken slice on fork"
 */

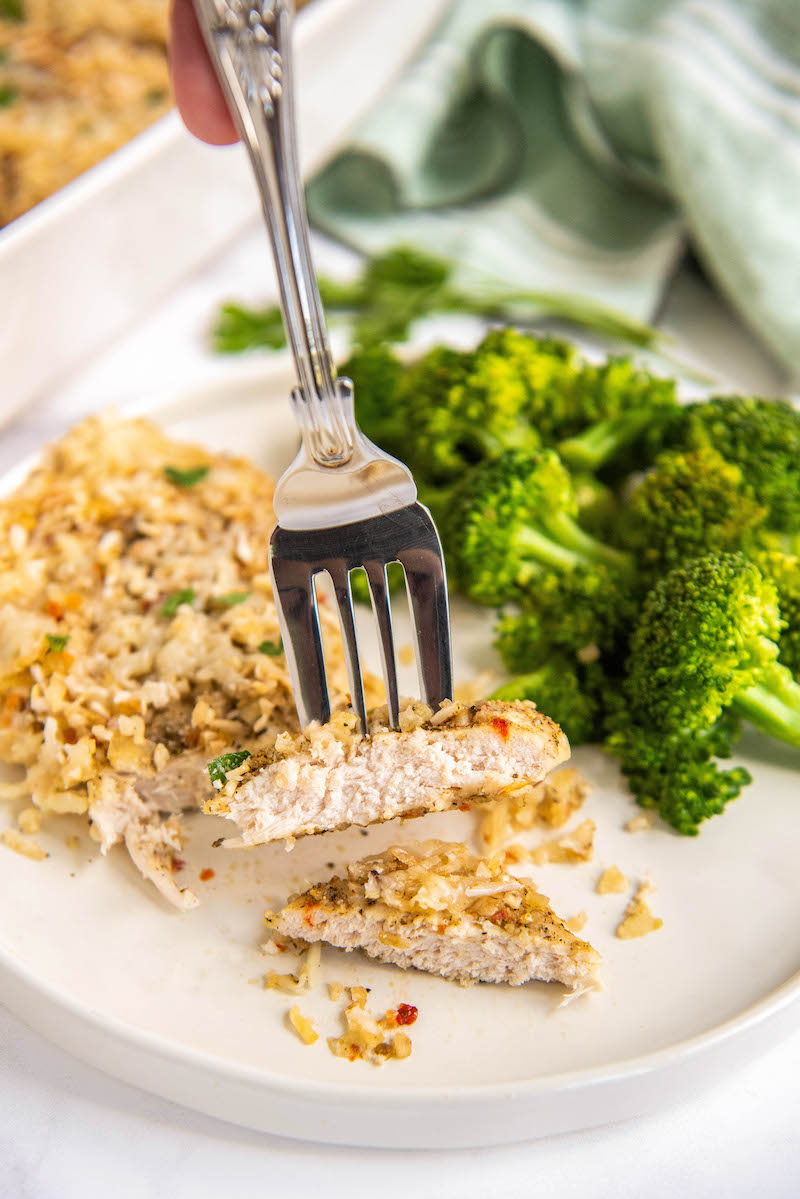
xmin=207 ymin=700 xmax=569 ymax=846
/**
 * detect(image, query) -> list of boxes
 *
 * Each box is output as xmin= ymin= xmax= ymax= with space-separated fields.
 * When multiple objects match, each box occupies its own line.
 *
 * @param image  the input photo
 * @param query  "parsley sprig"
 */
xmin=161 ymin=589 xmax=195 ymax=618
xmin=208 ymin=750 xmax=251 ymax=789
xmin=164 ymin=465 xmax=209 ymax=488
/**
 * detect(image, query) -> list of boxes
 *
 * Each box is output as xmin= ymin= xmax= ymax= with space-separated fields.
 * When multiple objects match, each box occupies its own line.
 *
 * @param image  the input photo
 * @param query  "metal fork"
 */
xmin=194 ymin=0 xmax=452 ymax=732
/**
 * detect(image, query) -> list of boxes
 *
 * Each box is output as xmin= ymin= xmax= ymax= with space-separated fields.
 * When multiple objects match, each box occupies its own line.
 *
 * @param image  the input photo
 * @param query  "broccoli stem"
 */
xmin=733 ymin=664 xmax=800 ymax=748
xmin=515 ymin=526 xmax=590 ymax=572
xmin=543 ymin=510 xmax=631 ymax=569
xmin=558 ymin=408 xmax=653 ymax=471
xmin=513 ymin=514 xmax=631 ymax=576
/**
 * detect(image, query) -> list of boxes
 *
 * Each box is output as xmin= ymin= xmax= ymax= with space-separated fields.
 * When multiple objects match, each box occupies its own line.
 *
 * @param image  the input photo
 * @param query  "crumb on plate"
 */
xmin=616 ymin=881 xmax=663 ymax=940
xmin=596 ymin=865 xmax=629 ymax=894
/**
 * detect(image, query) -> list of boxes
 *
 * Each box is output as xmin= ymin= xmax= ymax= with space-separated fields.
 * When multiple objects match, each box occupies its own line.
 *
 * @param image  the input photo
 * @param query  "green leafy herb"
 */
xmin=207 ymin=750 xmax=251 ymax=789
xmin=0 ymin=0 xmax=24 ymax=21
xmin=211 ymin=245 xmax=666 ymax=358
xmin=161 ymin=589 xmax=195 ymax=618
xmin=258 ymin=639 xmax=283 ymax=656
xmin=213 ymin=303 xmax=287 ymax=353
xmin=212 ymin=591 xmax=251 ymax=608
xmin=164 ymin=464 xmax=209 ymax=487
xmin=46 ymin=633 xmax=69 ymax=653
xmin=0 ymin=84 xmax=17 ymax=108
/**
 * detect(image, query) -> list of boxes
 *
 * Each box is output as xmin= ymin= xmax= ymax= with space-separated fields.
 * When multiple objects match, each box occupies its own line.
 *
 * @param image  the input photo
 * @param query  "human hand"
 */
xmin=169 ymin=0 xmax=239 ymax=145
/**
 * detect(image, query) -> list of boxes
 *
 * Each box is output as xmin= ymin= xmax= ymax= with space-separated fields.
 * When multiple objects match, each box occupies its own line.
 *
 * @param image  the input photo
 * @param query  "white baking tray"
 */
xmin=0 ymin=0 xmax=445 ymax=427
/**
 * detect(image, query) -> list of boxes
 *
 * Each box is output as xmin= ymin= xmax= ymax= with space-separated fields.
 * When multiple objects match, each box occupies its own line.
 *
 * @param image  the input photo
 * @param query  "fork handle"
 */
xmin=193 ymin=0 xmax=354 ymax=465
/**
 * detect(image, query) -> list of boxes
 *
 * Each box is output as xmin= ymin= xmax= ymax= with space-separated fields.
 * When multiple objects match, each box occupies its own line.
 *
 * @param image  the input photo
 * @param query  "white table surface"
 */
xmin=1 ymin=224 xmax=798 ymax=1197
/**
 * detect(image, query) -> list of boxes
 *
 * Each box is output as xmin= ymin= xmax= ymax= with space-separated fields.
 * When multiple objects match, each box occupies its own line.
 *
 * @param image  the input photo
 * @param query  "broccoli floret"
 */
xmin=450 ymin=449 xmax=632 ymax=606
xmin=400 ymin=330 xmax=579 ymax=484
xmin=392 ymin=345 xmax=479 ymax=481
xmin=617 ymin=448 xmax=767 ymax=574
xmin=572 ymin=473 xmax=619 ymax=540
xmin=755 ymin=550 xmax=800 ymax=676
xmin=490 ymin=658 xmax=604 ymax=746
xmin=557 ymin=358 xmax=678 ymax=473
xmin=679 ymin=395 xmax=800 ymax=533
xmin=340 ymin=343 xmax=406 ymax=456
xmin=625 ymin=553 xmax=800 ymax=747
xmin=495 ymin=567 xmax=635 ymax=669
xmin=606 ymin=712 xmax=751 ymax=835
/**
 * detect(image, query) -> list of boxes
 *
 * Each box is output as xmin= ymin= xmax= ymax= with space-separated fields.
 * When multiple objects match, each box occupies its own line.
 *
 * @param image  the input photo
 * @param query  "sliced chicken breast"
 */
xmin=267 ymin=840 xmax=600 ymax=989
xmin=209 ymin=699 xmax=570 ymax=846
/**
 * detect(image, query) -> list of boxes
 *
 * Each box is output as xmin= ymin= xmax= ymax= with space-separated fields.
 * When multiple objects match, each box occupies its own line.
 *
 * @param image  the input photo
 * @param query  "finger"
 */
xmin=169 ymin=0 xmax=239 ymax=146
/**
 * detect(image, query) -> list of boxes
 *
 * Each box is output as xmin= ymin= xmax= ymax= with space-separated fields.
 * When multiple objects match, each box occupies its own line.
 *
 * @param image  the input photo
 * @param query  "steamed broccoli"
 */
xmin=398 ymin=331 xmax=576 ymax=484
xmin=606 ymin=712 xmax=751 ymax=835
xmin=450 ymin=449 xmax=632 ymax=606
xmin=678 ymin=395 xmax=800 ymax=534
xmin=340 ymin=343 xmax=405 ymax=456
xmin=572 ymin=473 xmax=619 ymax=540
xmin=624 ymin=553 xmax=800 ymax=747
xmin=755 ymin=550 xmax=800 ymax=676
xmin=494 ymin=567 xmax=635 ymax=670
xmin=490 ymin=658 xmax=604 ymax=746
xmin=617 ymin=447 xmax=767 ymax=574
xmin=557 ymin=357 xmax=678 ymax=473
xmin=603 ymin=553 xmax=800 ymax=833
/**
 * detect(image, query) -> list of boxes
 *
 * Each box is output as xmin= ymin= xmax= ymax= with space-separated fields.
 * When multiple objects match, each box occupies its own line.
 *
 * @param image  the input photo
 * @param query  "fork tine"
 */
xmin=269 ymin=545 xmax=330 ymax=729
xmin=329 ymin=567 xmax=368 ymax=735
xmin=396 ymin=509 xmax=453 ymax=709
xmin=363 ymin=561 xmax=400 ymax=730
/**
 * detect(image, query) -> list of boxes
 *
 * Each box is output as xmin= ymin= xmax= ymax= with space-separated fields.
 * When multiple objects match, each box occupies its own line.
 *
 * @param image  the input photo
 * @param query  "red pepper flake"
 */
xmin=491 ymin=717 xmax=510 ymax=740
xmin=171 ymin=857 xmax=186 ymax=873
xmin=459 ymin=803 xmax=472 ymax=812
xmin=494 ymin=907 xmax=510 ymax=922
xmin=47 ymin=600 xmax=64 ymax=621
xmin=199 ymin=867 xmax=215 ymax=882
xmin=303 ymin=902 xmax=319 ymax=928
xmin=395 ymin=1003 xmax=418 ymax=1026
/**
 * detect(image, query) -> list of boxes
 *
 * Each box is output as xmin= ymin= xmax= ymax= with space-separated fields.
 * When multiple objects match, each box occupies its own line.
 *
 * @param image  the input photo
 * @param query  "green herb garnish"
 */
xmin=0 ymin=0 xmax=24 ymax=21
xmin=164 ymin=464 xmax=209 ymax=487
xmin=212 ymin=303 xmax=287 ymax=353
xmin=161 ymin=589 xmax=195 ymax=618
xmin=212 ymin=591 xmax=251 ymax=608
xmin=208 ymin=750 xmax=251 ymax=789
xmin=211 ymin=245 xmax=666 ymax=357
xmin=258 ymin=639 xmax=283 ymax=656
xmin=46 ymin=633 xmax=69 ymax=653
xmin=0 ymin=84 xmax=17 ymax=108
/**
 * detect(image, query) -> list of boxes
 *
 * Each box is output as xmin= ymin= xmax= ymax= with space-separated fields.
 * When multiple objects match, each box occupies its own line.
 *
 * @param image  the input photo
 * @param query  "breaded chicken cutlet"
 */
xmin=209 ymin=699 xmax=570 ymax=846
xmin=267 ymin=840 xmax=600 ymax=989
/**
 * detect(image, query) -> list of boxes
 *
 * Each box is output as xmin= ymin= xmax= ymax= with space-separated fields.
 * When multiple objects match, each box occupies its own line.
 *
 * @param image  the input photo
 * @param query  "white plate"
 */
xmin=1 ymin=361 xmax=799 ymax=1149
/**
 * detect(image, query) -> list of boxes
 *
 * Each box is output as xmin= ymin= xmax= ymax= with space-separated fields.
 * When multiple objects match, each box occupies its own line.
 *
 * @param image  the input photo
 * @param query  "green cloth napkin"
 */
xmin=307 ymin=0 xmax=800 ymax=376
